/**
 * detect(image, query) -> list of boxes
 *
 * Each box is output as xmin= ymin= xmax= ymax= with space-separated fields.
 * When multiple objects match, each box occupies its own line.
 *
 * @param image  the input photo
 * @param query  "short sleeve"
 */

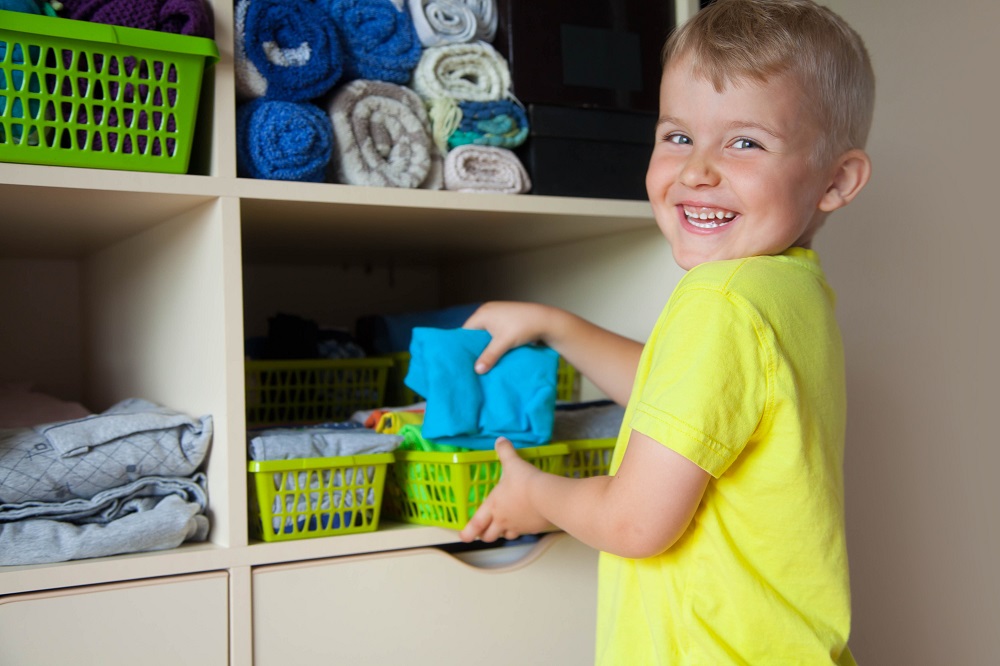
xmin=631 ymin=286 xmax=770 ymax=477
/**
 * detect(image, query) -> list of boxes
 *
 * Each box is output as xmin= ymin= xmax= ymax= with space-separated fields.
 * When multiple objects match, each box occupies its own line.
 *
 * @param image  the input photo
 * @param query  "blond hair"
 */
xmin=663 ymin=0 xmax=875 ymax=161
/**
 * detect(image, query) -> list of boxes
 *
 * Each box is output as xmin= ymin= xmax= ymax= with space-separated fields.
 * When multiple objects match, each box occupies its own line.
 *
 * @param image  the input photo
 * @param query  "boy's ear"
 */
xmin=818 ymin=149 xmax=872 ymax=212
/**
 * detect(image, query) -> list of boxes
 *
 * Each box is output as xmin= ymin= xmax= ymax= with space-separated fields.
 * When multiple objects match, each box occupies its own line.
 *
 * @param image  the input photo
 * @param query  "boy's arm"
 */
xmin=459 ymin=432 xmax=710 ymax=558
xmin=464 ymin=301 xmax=643 ymax=406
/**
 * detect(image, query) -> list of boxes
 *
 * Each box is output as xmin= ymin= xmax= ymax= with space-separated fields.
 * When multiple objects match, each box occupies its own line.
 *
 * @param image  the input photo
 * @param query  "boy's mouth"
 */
xmin=683 ymin=206 xmax=737 ymax=229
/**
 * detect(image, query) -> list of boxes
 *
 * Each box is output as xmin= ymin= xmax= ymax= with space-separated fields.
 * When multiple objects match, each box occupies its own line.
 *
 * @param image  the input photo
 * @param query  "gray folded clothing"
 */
xmin=249 ymin=426 xmax=402 ymax=461
xmin=0 ymin=398 xmax=212 ymax=504
xmin=551 ymin=401 xmax=626 ymax=442
xmin=0 ymin=494 xmax=210 ymax=566
xmin=0 ymin=473 xmax=208 ymax=525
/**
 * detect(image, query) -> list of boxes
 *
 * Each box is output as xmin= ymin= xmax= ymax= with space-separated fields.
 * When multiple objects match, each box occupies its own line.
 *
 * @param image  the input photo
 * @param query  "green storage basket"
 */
xmin=0 ymin=10 xmax=218 ymax=173
xmin=248 ymin=453 xmax=393 ymax=542
xmin=245 ymin=358 xmax=393 ymax=428
xmin=384 ymin=445 xmax=568 ymax=530
xmin=559 ymin=438 xmax=616 ymax=478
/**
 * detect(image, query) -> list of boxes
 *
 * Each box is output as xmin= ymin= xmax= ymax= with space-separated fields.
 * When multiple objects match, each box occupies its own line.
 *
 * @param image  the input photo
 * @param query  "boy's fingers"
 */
xmin=460 ymin=499 xmax=493 ymax=542
xmin=494 ymin=437 xmax=516 ymax=462
xmin=474 ymin=340 xmax=507 ymax=374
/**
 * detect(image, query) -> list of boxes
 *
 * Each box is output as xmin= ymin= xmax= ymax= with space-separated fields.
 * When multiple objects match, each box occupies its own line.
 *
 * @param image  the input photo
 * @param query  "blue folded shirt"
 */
xmin=404 ymin=328 xmax=558 ymax=449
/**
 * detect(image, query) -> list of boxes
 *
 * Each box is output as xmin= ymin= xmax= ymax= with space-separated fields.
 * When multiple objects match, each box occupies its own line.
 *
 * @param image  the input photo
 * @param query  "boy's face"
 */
xmin=647 ymin=58 xmax=836 ymax=270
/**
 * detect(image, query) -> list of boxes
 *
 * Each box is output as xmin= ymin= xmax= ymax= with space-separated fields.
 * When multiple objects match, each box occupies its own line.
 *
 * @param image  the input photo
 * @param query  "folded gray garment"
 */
xmin=249 ymin=427 xmax=402 ymax=461
xmin=0 ymin=494 xmax=210 ymax=566
xmin=0 ymin=398 xmax=212 ymax=504
xmin=551 ymin=402 xmax=626 ymax=442
xmin=0 ymin=473 xmax=208 ymax=525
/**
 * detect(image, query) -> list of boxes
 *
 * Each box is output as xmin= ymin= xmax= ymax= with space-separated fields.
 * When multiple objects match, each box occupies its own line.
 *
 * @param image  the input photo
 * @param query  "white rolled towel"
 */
xmin=327 ymin=79 xmax=442 ymax=189
xmin=408 ymin=0 xmax=477 ymax=47
xmin=411 ymin=41 xmax=511 ymax=102
xmin=443 ymin=144 xmax=531 ymax=194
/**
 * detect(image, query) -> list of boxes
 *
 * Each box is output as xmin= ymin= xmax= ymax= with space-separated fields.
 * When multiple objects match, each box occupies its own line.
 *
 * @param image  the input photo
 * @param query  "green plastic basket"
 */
xmin=245 ymin=358 xmax=393 ymax=428
xmin=559 ymin=438 xmax=616 ymax=478
xmin=0 ymin=10 xmax=218 ymax=173
xmin=248 ymin=453 xmax=393 ymax=542
xmin=383 ymin=445 xmax=568 ymax=530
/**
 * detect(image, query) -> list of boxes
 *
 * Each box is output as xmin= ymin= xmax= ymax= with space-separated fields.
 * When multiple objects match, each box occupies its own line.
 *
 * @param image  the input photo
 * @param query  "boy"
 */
xmin=458 ymin=0 xmax=874 ymax=663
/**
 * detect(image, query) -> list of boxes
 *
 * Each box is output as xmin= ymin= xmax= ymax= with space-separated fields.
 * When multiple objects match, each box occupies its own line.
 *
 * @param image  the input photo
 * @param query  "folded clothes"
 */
xmin=444 ymin=144 xmax=531 ymax=194
xmin=60 ymin=0 xmax=215 ymax=37
xmin=0 ymin=494 xmax=209 ymax=566
xmin=398 ymin=423 xmax=465 ymax=452
xmin=235 ymin=0 xmax=342 ymax=101
xmin=0 ymin=398 xmax=212 ymax=504
xmin=325 ymin=0 xmax=422 ymax=84
xmin=411 ymin=42 xmax=511 ymax=102
xmin=248 ymin=422 xmax=402 ymax=461
xmin=236 ymin=98 xmax=334 ymax=182
xmin=448 ymin=99 xmax=529 ymax=149
xmin=407 ymin=0 xmax=476 ymax=46
xmin=327 ymin=79 xmax=440 ymax=189
xmin=405 ymin=327 xmax=559 ymax=449
xmin=0 ymin=473 xmax=208 ymax=524
xmin=552 ymin=401 xmax=626 ymax=442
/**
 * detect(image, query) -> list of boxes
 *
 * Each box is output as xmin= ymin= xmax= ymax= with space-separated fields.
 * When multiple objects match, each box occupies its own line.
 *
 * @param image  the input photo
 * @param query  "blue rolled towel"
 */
xmin=324 ymin=0 xmax=423 ymax=85
xmin=236 ymin=98 xmax=334 ymax=182
xmin=449 ymin=99 xmax=529 ymax=149
xmin=234 ymin=0 xmax=343 ymax=102
xmin=404 ymin=327 xmax=559 ymax=450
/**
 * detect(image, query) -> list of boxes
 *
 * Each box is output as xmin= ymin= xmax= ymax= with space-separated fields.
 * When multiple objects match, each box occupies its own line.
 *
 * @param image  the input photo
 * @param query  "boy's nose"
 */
xmin=679 ymin=150 xmax=721 ymax=188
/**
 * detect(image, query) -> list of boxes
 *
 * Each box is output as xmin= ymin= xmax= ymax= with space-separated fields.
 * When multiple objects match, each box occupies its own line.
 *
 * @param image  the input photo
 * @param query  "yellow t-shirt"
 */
xmin=596 ymin=248 xmax=851 ymax=665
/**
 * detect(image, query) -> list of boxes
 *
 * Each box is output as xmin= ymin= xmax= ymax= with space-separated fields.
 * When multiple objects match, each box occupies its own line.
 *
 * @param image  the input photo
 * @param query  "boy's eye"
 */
xmin=732 ymin=138 xmax=761 ymax=150
xmin=664 ymin=132 xmax=691 ymax=145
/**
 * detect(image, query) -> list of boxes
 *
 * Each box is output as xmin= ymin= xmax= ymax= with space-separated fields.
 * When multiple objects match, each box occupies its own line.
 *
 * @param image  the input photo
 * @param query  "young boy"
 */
xmin=458 ymin=0 xmax=874 ymax=663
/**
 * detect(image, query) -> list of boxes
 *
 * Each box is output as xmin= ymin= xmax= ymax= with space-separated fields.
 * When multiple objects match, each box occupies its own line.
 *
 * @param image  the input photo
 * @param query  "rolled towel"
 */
xmin=234 ymin=0 xmax=343 ymax=102
xmin=443 ymin=144 xmax=531 ymax=194
xmin=407 ymin=0 xmax=476 ymax=47
xmin=325 ymin=0 xmax=422 ymax=84
xmin=411 ymin=41 xmax=511 ymax=102
xmin=462 ymin=0 xmax=497 ymax=42
xmin=327 ymin=79 xmax=440 ymax=189
xmin=60 ymin=0 xmax=215 ymax=37
xmin=237 ymin=98 xmax=334 ymax=182
xmin=448 ymin=99 xmax=529 ymax=149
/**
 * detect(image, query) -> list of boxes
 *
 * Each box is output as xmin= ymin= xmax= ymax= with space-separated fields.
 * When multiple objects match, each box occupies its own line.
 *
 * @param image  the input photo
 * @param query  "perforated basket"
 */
xmin=384 ymin=445 xmax=568 ymax=530
xmin=558 ymin=438 xmax=616 ymax=478
xmin=248 ymin=453 xmax=393 ymax=542
xmin=245 ymin=358 xmax=393 ymax=428
xmin=0 ymin=10 xmax=218 ymax=173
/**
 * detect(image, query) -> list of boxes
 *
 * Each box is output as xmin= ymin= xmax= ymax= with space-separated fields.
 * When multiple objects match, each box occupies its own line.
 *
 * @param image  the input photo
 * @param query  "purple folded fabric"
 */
xmin=60 ymin=0 xmax=215 ymax=38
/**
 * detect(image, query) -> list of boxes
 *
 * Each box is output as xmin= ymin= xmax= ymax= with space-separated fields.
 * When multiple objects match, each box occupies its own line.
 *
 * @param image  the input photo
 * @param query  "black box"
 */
xmin=519 ymin=104 xmax=655 ymax=201
xmin=494 ymin=0 xmax=675 ymax=113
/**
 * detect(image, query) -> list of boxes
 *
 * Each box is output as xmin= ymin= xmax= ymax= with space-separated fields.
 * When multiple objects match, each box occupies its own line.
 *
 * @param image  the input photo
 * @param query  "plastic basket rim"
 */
xmin=0 ymin=10 xmax=219 ymax=61
xmin=247 ymin=452 xmax=395 ymax=473
xmin=246 ymin=358 xmax=395 ymax=370
xmin=392 ymin=444 xmax=569 ymax=464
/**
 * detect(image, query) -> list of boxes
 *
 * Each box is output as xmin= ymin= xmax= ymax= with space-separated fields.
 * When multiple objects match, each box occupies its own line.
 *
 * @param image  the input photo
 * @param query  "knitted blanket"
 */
xmin=234 ymin=0 xmax=342 ymax=101
xmin=327 ymin=79 xmax=440 ymax=189
xmin=236 ymin=98 xmax=334 ymax=182
xmin=411 ymin=41 xmax=511 ymax=102
xmin=448 ymin=99 xmax=529 ymax=149
xmin=60 ymin=0 xmax=214 ymax=37
xmin=325 ymin=0 xmax=422 ymax=85
xmin=443 ymin=144 xmax=531 ymax=194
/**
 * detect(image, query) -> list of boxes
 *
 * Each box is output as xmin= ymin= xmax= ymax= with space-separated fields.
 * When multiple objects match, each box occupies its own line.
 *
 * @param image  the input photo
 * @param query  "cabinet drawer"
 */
xmin=0 ymin=571 xmax=229 ymax=666
xmin=252 ymin=532 xmax=598 ymax=665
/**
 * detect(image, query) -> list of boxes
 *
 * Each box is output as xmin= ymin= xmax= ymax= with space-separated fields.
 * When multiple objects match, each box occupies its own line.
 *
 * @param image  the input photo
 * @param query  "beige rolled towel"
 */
xmin=443 ymin=144 xmax=531 ymax=194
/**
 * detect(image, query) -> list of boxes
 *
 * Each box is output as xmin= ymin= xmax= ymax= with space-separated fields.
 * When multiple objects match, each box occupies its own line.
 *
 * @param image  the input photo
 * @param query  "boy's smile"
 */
xmin=647 ymin=58 xmax=842 ymax=271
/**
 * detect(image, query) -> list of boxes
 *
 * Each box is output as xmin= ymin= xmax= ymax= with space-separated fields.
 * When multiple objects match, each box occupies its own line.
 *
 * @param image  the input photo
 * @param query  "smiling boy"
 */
xmin=459 ymin=0 xmax=874 ymax=663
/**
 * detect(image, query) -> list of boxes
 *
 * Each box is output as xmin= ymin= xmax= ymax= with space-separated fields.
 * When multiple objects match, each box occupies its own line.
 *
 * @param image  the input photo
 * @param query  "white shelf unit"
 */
xmin=0 ymin=1 xmax=694 ymax=662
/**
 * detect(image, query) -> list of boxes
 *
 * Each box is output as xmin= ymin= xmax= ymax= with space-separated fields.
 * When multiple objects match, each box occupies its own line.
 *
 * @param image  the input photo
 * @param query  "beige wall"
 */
xmin=816 ymin=1 xmax=998 ymax=662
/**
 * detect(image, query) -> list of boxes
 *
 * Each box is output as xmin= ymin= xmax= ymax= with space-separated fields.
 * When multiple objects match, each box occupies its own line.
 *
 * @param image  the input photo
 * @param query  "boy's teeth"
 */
xmin=684 ymin=207 xmax=736 ymax=227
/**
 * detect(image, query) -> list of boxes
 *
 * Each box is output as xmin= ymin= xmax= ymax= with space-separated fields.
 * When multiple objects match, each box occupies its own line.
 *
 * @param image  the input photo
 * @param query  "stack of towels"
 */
xmin=234 ymin=0 xmax=531 ymax=194
xmin=0 ymin=390 xmax=212 ymax=565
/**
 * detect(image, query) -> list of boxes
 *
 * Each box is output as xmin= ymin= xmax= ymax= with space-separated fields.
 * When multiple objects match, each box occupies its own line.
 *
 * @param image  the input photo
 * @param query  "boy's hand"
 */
xmin=463 ymin=301 xmax=555 ymax=374
xmin=459 ymin=438 xmax=553 ymax=543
